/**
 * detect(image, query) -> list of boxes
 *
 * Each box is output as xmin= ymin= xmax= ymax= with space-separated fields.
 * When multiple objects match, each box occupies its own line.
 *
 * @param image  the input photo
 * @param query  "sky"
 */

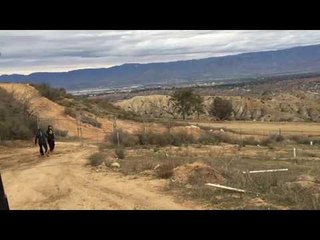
xmin=1 ymin=30 xmax=320 ymax=75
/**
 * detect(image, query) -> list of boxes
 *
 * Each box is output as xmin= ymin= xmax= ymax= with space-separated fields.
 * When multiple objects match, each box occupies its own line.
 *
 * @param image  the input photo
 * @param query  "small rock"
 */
xmin=111 ymin=162 xmax=120 ymax=168
xmin=185 ymin=184 xmax=192 ymax=189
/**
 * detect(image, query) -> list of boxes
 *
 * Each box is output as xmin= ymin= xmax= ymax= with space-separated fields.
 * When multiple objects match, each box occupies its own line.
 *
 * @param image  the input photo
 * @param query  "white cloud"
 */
xmin=1 ymin=30 xmax=320 ymax=75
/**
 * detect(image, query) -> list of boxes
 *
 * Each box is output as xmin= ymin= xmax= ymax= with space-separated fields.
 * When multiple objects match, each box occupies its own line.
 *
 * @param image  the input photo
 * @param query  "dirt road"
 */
xmin=0 ymin=142 xmax=203 ymax=210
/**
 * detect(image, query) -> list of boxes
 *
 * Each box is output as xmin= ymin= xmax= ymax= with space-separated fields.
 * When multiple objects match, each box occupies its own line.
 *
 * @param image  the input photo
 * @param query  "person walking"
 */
xmin=35 ymin=128 xmax=49 ymax=157
xmin=46 ymin=125 xmax=55 ymax=152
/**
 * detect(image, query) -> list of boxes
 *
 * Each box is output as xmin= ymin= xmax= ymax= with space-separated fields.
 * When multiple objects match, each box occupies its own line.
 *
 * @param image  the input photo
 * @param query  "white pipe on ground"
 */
xmin=205 ymin=183 xmax=246 ymax=193
xmin=242 ymin=169 xmax=288 ymax=174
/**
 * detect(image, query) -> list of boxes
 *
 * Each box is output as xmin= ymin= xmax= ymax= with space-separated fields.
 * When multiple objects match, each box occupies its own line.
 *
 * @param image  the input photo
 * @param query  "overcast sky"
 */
xmin=1 ymin=30 xmax=320 ymax=75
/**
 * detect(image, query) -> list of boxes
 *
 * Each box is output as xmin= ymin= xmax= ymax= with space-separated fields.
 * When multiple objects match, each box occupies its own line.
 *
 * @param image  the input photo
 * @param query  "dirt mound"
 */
xmin=172 ymin=161 xmax=225 ymax=184
xmin=285 ymin=175 xmax=320 ymax=192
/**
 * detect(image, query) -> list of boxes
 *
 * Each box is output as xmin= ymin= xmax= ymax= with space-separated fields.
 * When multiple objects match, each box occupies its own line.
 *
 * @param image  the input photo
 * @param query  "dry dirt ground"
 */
xmin=0 ymin=141 xmax=205 ymax=210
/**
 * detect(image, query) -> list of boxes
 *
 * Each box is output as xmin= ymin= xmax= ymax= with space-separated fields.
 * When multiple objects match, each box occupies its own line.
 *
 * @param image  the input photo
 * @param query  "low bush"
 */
xmin=88 ymin=153 xmax=105 ymax=167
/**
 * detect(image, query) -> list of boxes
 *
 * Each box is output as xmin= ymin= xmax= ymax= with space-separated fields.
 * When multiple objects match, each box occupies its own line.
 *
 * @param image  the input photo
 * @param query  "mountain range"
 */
xmin=1 ymin=44 xmax=320 ymax=90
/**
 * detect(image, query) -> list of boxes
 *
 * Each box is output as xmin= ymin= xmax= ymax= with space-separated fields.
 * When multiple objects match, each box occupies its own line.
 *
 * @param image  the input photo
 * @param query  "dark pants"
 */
xmin=39 ymin=143 xmax=48 ymax=155
xmin=48 ymin=139 xmax=55 ymax=152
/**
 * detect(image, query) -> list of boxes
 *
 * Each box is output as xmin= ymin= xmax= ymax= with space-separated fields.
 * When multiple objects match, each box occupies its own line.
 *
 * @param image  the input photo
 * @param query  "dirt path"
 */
xmin=0 ymin=142 xmax=204 ymax=210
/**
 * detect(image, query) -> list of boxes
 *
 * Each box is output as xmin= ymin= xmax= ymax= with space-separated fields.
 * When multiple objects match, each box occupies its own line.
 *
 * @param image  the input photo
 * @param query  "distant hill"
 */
xmin=2 ymin=44 xmax=320 ymax=90
xmin=115 ymin=91 xmax=320 ymax=122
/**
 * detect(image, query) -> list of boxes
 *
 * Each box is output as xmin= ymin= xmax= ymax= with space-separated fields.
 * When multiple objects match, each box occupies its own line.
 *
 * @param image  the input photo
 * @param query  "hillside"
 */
xmin=2 ymin=44 xmax=320 ymax=90
xmin=0 ymin=83 xmax=170 ymax=141
xmin=115 ymin=91 xmax=320 ymax=122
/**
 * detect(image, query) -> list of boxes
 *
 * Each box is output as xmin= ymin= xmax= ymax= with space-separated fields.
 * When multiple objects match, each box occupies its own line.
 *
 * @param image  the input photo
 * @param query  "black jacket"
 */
xmin=46 ymin=128 xmax=55 ymax=141
xmin=35 ymin=129 xmax=47 ymax=145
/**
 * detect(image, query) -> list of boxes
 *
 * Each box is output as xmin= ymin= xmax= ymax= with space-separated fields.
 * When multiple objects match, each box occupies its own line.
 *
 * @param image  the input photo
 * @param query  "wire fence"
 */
xmin=37 ymin=116 xmax=108 ymax=144
xmin=178 ymin=120 xmax=320 ymax=138
xmin=2 ymin=112 xmax=320 ymax=146
xmin=228 ymin=128 xmax=320 ymax=138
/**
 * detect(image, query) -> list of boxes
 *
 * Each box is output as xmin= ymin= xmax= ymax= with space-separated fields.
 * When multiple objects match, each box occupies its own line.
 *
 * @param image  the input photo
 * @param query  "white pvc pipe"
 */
xmin=242 ymin=169 xmax=288 ymax=174
xmin=205 ymin=183 xmax=246 ymax=193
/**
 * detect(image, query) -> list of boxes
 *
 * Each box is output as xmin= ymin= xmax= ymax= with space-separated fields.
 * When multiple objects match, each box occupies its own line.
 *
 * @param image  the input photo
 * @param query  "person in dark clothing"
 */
xmin=46 ymin=125 xmax=55 ymax=152
xmin=0 ymin=173 xmax=9 ymax=210
xmin=35 ymin=128 xmax=49 ymax=156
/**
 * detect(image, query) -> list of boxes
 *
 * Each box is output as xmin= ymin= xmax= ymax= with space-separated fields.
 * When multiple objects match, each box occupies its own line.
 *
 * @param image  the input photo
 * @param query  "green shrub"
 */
xmin=0 ymin=89 xmax=38 ymax=141
xmin=199 ymin=133 xmax=220 ymax=145
xmin=115 ymin=147 xmax=126 ymax=159
xmin=138 ymin=133 xmax=148 ymax=145
xmin=32 ymin=83 xmax=71 ymax=102
xmin=171 ymin=132 xmax=196 ymax=146
xmin=146 ymin=132 xmax=172 ymax=146
xmin=136 ymin=131 xmax=196 ymax=147
xmin=88 ymin=153 xmax=105 ymax=167
xmin=242 ymin=137 xmax=260 ymax=146
xmin=64 ymin=107 xmax=77 ymax=118
xmin=288 ymin=135 xmax=309 ymax=144
xmin=54 ymin=129 xmax=68 ymax=137
xmin=287 ymin=135 xmax=320 ymax=145
xmin=261 ymin=134 xmax=285 ymax=146
xmin=209 ymin=97 xmax=233 ymax=120
xmin=81 ymin=115 xmax=102 ymax=128
xmin=156 ymin=162 xmax=175 ymax=179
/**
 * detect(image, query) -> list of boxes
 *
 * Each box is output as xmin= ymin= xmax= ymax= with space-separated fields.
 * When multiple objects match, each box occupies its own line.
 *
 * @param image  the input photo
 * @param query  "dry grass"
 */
xmin=288 ymin=135 xmax=320 ymax=145
xmin=164 ymin=143 xmax=320 ymax=209
xmin=108 ymin=129 xmax=139 ymax=147
xmin=260 ymin=134 xmax=285 ymax=146
xmin=96 ymin=120 xmax=320 ymax=209
xmin=183 ymin=120 xmax=320 ymax=136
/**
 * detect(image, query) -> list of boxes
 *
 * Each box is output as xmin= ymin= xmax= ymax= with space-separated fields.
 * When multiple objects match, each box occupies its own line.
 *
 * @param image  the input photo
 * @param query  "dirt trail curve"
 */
xmin=0 ymin=142 xmax=204 ymax=210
